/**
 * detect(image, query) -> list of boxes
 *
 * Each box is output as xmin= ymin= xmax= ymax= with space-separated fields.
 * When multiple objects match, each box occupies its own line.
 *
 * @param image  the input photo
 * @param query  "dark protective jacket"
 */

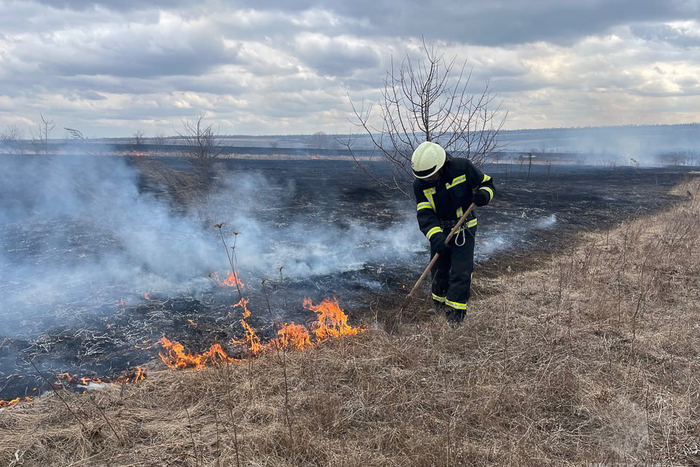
xmin=413 ymin=157 xmax=494 ymax=245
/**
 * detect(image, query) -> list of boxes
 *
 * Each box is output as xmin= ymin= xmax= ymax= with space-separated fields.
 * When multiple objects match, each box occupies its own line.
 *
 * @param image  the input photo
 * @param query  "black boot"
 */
xmin=427 ymin=302 xmax=446 ymax=315
xmin=445 ymin=308 xmax=465 ymax=324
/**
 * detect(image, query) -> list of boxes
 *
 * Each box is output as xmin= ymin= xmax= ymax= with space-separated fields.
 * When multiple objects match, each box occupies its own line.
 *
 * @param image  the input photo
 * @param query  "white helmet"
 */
xmin=411 ymin=141 xmax=446 ymax=179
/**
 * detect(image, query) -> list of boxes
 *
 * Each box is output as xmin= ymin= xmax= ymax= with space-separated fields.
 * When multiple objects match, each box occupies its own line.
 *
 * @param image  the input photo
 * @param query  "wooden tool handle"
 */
xmin=403 ymin=203 xmax=477 ymax=302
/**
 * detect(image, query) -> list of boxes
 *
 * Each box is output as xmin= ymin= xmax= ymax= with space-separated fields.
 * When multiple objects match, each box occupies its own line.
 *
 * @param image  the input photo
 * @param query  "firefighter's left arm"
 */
xmin=465 ymin=160 xmax=495 ymax=207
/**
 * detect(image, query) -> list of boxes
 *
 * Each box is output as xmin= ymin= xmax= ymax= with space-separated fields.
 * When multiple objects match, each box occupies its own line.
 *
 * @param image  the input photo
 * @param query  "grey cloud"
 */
xmin=1 ymin=0 xmax=699 ymax=136
xmin=32 ymin=29 xmax=237 ymax=79
xmin=30 ymin=0 xmax=191 ymax=12
xmin=75 ymin=90 xmax=106 ymax=101
xmin=292 ymin=35 xmax=381 ymax=77
xmin=0 ymin=1 xmax=159 ymax=35
xmin=631 ymin=23 xmax=700 ymax=48
xmin=249 ymin=0 xmax=695 ymax=46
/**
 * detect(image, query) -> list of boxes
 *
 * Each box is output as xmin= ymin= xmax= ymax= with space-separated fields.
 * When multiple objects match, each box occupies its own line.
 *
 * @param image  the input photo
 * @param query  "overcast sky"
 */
xmin=0 ymin=0 xmax=698 ymax=137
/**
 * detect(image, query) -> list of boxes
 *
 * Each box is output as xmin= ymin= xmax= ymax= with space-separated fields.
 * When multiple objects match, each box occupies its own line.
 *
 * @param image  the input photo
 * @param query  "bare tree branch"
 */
xmin=1 ymin=124 xmax=25 ymax=154
xmin=31 ymin=114 xmax=55 ymax=154
xmin=177 ymin=113 xmax=227 ymax=177
xmin=346 ymin=42 xmax=506 ymax=198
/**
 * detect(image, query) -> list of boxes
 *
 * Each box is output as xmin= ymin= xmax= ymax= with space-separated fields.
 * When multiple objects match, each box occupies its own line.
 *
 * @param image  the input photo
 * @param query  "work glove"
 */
xmin=430 ymin=233 xmax=451 ymax=256
xmin=472 ymin=189 xmax=490 ymax=207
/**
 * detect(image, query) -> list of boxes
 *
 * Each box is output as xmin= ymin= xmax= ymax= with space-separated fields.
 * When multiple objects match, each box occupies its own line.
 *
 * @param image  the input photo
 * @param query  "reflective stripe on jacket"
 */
xmin=413 ymin=157 xmax=494 ymax=240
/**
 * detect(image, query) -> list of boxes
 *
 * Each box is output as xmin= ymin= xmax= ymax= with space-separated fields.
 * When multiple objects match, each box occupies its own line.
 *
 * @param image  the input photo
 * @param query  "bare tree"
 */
xmin=348 ymin=42 xmax=505 ymax=197
xmin=133 ymin=130 xmax=145 ymax=147
xmin=524 ymin=151 xmax=537 ymax=180
xmin=178 ymin=114 xmax=226 ymax=177
xmin=31 ymin=114 xmax=55 ymax=154
xmin=308 ymin=131 xmax=329 ymax=149
xmin=150 ymin=132 xmax=166 ymax=155
xmin=153 ymin=132 xmax=166 ymax=147
xmin=1 ymin=124 xmax=25 ymax=154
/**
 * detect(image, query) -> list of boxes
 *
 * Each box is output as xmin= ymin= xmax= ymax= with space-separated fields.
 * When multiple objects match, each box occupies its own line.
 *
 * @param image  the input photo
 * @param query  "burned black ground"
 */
xmin=0 ymin=154 xmax=695 ymax=400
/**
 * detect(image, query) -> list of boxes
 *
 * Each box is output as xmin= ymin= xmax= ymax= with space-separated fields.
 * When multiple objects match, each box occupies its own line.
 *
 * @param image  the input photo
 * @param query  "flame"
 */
xmin=144 ymin=292 xmax=150 ymax=300
xmin=118 ymin=298 xmax=125 ymax=306
xmin=187 ymin=319 xmax=198 ymax=328
xmin=158 ymin=297 xmax=362 ymax=371
xmin=231 ymin=298 xmax=261 ymax=353
xmin=0 ymin=396 xmax=32 ymax=409
xmin=234 ymin=297 xmax=251 ymax=318
xmin=272 ymin=322 xmax=312 ymax=350
xmin=58 ymin=368 xmax=146 ymax=388
xmin=232 ymin=319 xmax=263 ymax=355
xmin=210 ymin=270 xmax=245 ymax=287
xmin=58 ymin=373 xmax=105 ymax=386
xmin=157 ymin=336 xmax=238 ymax=370
xmin=115 ymin=366 xmax=147 ymax=384
xmin=223 ymin=271 xmax=244 ymax=287
xmin=304 ymin=297 xmax=360 ymax=341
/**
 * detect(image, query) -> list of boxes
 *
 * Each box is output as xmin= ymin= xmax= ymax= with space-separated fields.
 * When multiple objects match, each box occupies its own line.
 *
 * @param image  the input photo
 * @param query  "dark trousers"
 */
xmin=430 ymin=225 xmax=476 ymax=317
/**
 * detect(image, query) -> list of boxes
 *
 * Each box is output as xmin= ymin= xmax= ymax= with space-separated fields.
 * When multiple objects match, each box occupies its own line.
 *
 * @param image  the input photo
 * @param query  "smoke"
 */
xmin=496 ymin=125 xmax=700 ymax=167
xmin=0 ymin=154 xmax=424 ymax=335
xmin=475 ymin=213 xmax=557 ymax=260
xmin=205 ymin=172 xmax=423 ymax=278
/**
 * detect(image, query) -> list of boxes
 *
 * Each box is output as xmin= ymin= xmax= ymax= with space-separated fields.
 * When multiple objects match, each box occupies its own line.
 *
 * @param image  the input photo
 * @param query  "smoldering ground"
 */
xmin=0 ymin=154 xmax=430 ymax=338
xmin=2 ymin=153 xmax=690 ymax=342
xmin=0 ymin=152 xmax=695 ymax=400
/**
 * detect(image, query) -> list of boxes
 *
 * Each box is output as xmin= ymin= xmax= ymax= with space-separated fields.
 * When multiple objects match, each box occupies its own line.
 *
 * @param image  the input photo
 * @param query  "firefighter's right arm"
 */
xmin=414 ymin=184 xmax=449 ymax=253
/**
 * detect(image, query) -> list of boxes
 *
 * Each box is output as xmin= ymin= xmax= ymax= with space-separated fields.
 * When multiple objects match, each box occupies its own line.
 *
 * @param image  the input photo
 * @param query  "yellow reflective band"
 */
xmin=423 ymin=188 xmax=436 ymax=210
xmin=431 ymin=294 xmax=446 ymax=303
xmin=456 ymin=206 xmax=463 ymax=218
xmin=426 ymin=226 xmax=443 ymax=240
xmin=445 ymin=299 xmax=467 ymax=310
xmin=480 ymin=186 xmax=494 ymax=201
xmin=417 ymin=202 xmax=433 ymax=211
xmin=446 ymin=175 xmax=466 ymax=189
xmin=482 ymin=173 xmax=491 ymax=183
xmin=453 ymin=218 xmax=478 ymax=234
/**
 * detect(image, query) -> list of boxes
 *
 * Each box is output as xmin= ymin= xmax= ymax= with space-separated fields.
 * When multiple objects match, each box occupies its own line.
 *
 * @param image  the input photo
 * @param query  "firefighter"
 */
xmin=412 ymin=141 xmax=495 ymax=323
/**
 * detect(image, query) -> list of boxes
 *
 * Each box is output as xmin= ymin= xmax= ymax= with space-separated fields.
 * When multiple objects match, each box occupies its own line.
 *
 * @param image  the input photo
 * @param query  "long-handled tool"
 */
xmin=399 ymin=203 xmax=477 ymax=313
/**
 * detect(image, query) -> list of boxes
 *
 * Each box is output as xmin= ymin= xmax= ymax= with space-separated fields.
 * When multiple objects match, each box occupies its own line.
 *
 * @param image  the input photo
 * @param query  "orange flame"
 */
xmin=58 ymin=373 xmax=105 ymax=386
xmin=234 ymin=297 xmax=251 ymax=318
xmin=223 ymin=271 xmax=244 ymax=287
xmin=0 ymin=396 xmax=32 ymax=409
xmin=232 ymin=319 xmax=263 ymax=355
xmin=158 ymin=297 xmax=362 ymax=371
xmin=157 ymin=336 xmax=238 ymax=370
xmin=115 ymin=366 xmax=147 ymax=384
xmin=272 ymin=322 xmax=313 ymax=351
xmin=231 ymin=298 xmax=261 ymax=353
xmin=58 ymin=368 xmax=146 ymax=387
xmin=210 ymin=270 xmax=245 ymax=287
xmin=144 ymin=292 xmax=150 ymax=300
xmin=303 ymin=297 xmax=361 ymax=341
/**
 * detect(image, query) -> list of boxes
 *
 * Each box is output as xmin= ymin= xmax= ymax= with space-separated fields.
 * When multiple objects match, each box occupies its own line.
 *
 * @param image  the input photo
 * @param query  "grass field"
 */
xmin=1 ymin=177 xmax=698 ymax=467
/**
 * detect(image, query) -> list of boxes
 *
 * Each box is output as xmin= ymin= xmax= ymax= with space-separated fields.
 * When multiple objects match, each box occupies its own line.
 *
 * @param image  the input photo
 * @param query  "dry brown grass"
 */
xmin=1 ymin=179 xmax=699 ymax=467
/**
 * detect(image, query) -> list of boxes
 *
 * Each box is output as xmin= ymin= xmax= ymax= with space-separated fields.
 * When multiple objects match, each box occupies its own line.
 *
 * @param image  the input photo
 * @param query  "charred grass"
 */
xmin=1 ymin=179 xmax=700 ymax=466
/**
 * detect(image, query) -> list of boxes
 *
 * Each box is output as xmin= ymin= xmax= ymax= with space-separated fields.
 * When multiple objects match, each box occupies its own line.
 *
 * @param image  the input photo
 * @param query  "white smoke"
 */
xmin=0 ymin=154 xmax=424 ymax=335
